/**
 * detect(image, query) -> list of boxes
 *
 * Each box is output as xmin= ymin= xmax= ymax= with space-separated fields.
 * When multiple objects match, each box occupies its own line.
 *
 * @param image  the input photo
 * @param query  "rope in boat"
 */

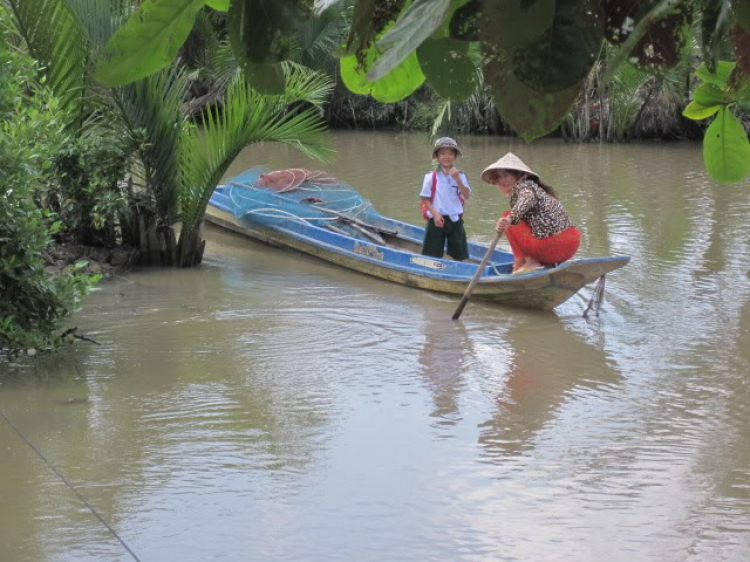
xmin=226 ymin=177 xmax=377 ymax=238
xmin=226 ymin=179 xmax=372 ymax=219
xmin=223 ymin=168 xmax=396 ymax=246
xmin=583 ymin=274 xmax=606 ymax=318
xmin=229 ymin=189 xmax=367 ymax=218
xmin=0 ymin=410 xmax=143 ymax=562
xmin=239 ymin=206 xmax=337 ymax=225
xmin=239 ymin=207 xmax=380 ymax=243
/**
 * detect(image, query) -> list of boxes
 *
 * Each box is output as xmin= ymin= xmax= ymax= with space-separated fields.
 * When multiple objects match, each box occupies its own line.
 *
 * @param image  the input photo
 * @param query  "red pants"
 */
xmin=502 ymin=211 xmax=581 ymax=265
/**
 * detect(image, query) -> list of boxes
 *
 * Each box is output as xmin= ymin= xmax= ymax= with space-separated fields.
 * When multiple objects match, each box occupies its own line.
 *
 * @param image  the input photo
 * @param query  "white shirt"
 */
xmin=419 ymin=169 xmax=470 ymax=222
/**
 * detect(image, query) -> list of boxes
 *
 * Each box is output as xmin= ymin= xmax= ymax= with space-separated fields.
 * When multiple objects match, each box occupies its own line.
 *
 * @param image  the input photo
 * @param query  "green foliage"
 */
xmin=512 ymin=0 xmax=602 ymax=93
xmin=187 ymin=3 xmax=350 ymax=94
xmin=126 ymin=68 xmax=189 ymax=211
xmin=608 ymin=63 xmax=653 ymax=140
xmin=683 ymin=61 xmax=750 ymax=183
xmin=228 ymin=0 xmax=312 ymax=65
xmin=339 ymin=9 xmax=425 ymax=103
xmin=603 ymin=0 xmax=692 ymax=82
xmin=735 ymin=0 xmax=750 ymax=33
xmin=106 ymin=54 xmax=333 ymax=265
xmin=5 ymin=0 xmax=89 ymax=131
xmin=417 ymin=38 xmax=477 ymax=101
xmin=481 ymin=0 xmax=602 ymax=141
xmin=682 ymin=101 xmax=721 ymax=119
xmin=8 ymin=0 xmax=337 ymax=268
xmin=326 ymin=83 xmax=435 ymax=130
xmin=418 ymin=0 xmax=481 ymax=103
xmin=367 ymin=0 xmax=450 ymax=81
xmin=341 ymin=0 xmax=383 ymax=56
xmin=696 ymin=60 xmax=737 ymax=87
xmin=0 ymin=11 xmax=98 ymax=358
xmin=95 ymin=0 xmax=206 ymax=87
xmin=562 ymin=31 xmax=698 ymax=143
xmin=52 ymin=127 xmax=136 ymax=245
xmin=88 ymin=0 xmax=749 ymax=186
xmin=295 ymin=1 xmax=352 ymax=77
xmin=340 ymin=47 xmax=424 ymax=102
xmin=236 ymin=62 xmax=287 ymax=95
xmin=701 ymin=0 xmax=734 ymax=69
xmin=226 ymin=0 xmax=317 ymax=94
xmin=177 ymin=63 xmax=334 ymax=265
xmin=693 ymin=82 xmax=726 ymax=106
xmin=206 ymin=0 xmax=229 ymax=10
xmin=703 ymin=106 xmax=750 ymax=183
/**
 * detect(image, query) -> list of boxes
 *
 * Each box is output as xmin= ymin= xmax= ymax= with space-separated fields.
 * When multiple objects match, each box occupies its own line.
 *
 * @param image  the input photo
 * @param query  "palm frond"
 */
xmin=607 ymin=27 xmax=699 ymax=140
xmin=431 ymin=100 xmax=451 ymax=137
xmin=281 ymin=61 xmax=335 ymax=109
xmin=193 ymin=9 xmax=221 ymax=56
xmin=608 ymin=62 xmax=651 ymax=139
xmin=113 ymin=65 xmax=190 ymax=223
xmin=208 ymin=39 xmax=241 ymax=89
xmin=297 ymin=2 xmax=351 ymax=76
xmin=6 ymin=0 xmax=90 ymax=131
xmin=65 ymin=0 xmax=127 ymax=52
xmin=180 ymin=69 xmax=335 ymax=232
xmin=203 ymin=4 xmax=350 ymax=89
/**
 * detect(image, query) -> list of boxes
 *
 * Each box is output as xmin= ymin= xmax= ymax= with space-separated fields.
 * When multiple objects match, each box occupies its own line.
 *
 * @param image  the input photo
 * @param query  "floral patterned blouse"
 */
xmin=509 ymin=179 xmax=575 ymax=239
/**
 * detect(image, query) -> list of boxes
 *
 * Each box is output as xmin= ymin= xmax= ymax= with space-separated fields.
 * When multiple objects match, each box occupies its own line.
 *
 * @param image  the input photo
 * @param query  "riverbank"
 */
xmin=45 ymin=241 xmax=136 ymax=279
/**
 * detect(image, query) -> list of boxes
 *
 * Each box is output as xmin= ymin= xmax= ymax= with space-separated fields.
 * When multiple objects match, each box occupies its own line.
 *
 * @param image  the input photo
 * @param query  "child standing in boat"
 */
xmin=420 ymin=137 xmax=471 ymax=261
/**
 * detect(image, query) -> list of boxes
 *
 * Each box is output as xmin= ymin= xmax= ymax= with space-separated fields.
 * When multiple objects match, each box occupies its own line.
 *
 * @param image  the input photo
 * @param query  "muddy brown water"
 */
xmin=2 ymin=132 xmax=750 ymax=562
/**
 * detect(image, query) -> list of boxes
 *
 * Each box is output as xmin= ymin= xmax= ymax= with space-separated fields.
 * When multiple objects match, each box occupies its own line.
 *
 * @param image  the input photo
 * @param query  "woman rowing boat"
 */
xmin=481 ymin=153 xmax=581 ymax=274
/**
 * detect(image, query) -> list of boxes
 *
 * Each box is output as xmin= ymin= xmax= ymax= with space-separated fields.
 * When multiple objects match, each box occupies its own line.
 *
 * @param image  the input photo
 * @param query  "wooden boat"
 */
xmin=205 ymin=167 xmax=629 ymax=310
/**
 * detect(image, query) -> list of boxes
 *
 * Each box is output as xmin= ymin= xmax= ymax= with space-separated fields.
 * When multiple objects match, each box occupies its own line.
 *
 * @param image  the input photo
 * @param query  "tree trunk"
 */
xmin=176 ymin=219 xmax=206 ymax=267
xmin=135 ymin=208 xmax=178 ymax=266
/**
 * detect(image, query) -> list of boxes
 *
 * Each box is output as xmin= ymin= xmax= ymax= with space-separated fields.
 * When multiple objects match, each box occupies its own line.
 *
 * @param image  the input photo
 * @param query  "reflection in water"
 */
xmin=476 ymin=314 xmax=622 ymax=461
xmin=417 ymin=316 xmax=472 ymax=428
xmin=3 ymin=134 xmax=750 ymax=562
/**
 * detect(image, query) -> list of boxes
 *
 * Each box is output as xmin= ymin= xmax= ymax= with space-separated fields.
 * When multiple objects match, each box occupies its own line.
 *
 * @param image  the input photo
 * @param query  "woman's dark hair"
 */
xmin=509 ymin=171 xmax=559 ymax=199
xmin=535 ymin=178 xmax=559 ymax=199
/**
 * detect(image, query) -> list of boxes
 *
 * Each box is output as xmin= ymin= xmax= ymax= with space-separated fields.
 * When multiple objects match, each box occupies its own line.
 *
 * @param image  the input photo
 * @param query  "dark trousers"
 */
xmin=421 ymin=216 xmax=469 ymax=261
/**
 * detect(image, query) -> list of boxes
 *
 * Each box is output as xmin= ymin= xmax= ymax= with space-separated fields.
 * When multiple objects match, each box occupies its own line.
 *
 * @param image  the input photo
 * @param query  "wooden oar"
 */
xmin=452 ymin=231 xmax=502 ymax=320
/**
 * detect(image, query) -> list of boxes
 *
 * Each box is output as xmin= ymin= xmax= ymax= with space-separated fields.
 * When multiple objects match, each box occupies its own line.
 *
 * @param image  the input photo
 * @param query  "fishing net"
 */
xmin=223 ymin=166 xmax=383 ymax=238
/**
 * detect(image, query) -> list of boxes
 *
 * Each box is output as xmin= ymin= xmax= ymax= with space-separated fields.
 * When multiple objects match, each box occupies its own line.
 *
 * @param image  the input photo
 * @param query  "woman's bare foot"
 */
xmin=512 ymin=257 xmax=546 ymax=274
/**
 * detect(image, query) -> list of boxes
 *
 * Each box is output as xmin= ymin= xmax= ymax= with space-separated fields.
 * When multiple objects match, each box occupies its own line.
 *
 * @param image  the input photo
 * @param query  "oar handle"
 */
xmin=452 ymin=230 xmax=503 ymax=320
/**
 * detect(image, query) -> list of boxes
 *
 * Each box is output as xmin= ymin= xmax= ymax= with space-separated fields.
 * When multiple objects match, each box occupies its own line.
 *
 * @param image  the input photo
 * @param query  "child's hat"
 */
xmin=432 ymin=137 xmax=462 ymax=158
xmin=481 ymin=152 xmax=539 ymax=184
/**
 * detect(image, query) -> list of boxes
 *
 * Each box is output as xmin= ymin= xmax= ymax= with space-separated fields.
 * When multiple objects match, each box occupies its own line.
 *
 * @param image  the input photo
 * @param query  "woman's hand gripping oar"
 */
xmin=451 ymin=230 xmax=503 ymax=321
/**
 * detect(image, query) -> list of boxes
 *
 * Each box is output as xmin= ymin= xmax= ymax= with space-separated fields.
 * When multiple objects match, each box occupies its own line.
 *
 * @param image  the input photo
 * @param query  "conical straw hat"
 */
xmin=481 ymin=152 xmax=539 ymax=184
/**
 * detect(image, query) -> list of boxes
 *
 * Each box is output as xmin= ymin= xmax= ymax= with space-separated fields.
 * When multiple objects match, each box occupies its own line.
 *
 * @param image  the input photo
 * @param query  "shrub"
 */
xmin=52 ymin=126 xmax=135 ymax=247
xmin=0 ymin=6 xmax=99 ymax=359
